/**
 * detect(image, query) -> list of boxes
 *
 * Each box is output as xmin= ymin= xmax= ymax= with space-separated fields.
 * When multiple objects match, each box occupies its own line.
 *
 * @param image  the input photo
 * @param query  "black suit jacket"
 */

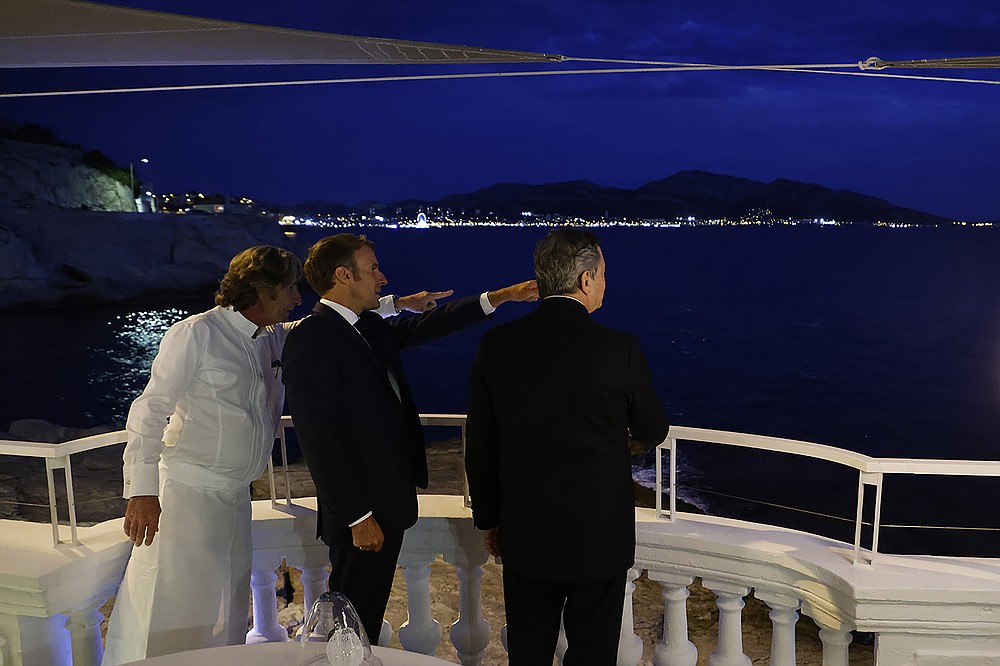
xmin=282 ymin=296 xmax=489 ymax=542
xmin=465 ymin=297 xmax=669 ymax=583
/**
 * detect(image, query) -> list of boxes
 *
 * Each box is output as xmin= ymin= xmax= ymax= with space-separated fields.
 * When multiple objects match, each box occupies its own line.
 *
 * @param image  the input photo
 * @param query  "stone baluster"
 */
xmin=397 ymin=552 xmax=442 ymax=655
xmin=617 ymin=567 xmax=643 ymax=666
xmin=247 ymin=565 xmax=288 ymax=642
xmin=445 ymin=544 xmax=491 ymax=666
xmin=817 ymin=627 xmax=852 ymax=666
xmin=297 ymin=561 xmax=329 ymax=622
xmin=702 ymin=579 xmax=752 ymax=666
xmin=800 ymin=603 xmax=853 ymax=666
xmin=754 ymin=591 xmax=800 ymax=666
xmin=648 ymin=572 xmax=697 ymax=666
xmin=64 ymin=600 xmax=106 ymax=666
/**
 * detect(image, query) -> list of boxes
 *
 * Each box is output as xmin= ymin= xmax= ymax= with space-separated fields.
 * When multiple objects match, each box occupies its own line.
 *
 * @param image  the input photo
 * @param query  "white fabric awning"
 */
xmin=0 ymin=0 xmax=564 ymax=68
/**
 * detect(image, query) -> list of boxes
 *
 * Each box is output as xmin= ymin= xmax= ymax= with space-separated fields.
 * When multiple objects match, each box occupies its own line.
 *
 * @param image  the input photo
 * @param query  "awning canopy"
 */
xmin=0 ymin=0 xmax=564 ymax=68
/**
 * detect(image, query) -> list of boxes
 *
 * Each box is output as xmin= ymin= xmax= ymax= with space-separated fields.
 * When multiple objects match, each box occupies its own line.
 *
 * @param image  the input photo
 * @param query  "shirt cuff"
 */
xmin=374 ymin=295 xmax=398 ymax=318
xmin=349 ymin=511 xmax=373 ymax=527
xmin=479 ymin=292 xmax=496 ymax=315
xmin=123 ymin=463 xmax=160 ymax=498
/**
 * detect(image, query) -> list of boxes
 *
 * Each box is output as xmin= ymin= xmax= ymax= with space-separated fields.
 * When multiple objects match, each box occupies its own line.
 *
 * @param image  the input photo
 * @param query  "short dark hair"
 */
xmin=533 ymin=229 xmax=601 ymax=298
xmin=215 ymin=246 xmax=302 ymax=311
xmin=304 ymin=234 xmax=376 ymax=294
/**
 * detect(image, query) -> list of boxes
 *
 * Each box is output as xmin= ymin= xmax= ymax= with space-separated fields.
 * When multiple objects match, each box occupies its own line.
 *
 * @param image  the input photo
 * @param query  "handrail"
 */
xmin=656 ymin=426 xmax=1000 ymax=566
xmin=6 ymin=418 xmax=998 ymax=558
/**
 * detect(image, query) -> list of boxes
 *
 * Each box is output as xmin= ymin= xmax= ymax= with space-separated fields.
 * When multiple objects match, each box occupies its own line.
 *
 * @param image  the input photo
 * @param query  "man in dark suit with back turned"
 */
xmin=465 ymin=228 xmax=670 ymax=665
xmin=281 ymin=233 xmax=537 ymax=644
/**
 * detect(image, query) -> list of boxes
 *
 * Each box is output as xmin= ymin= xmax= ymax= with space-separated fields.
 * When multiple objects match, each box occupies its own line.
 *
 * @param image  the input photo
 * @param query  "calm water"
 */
xmin=3 ymin=225 xmax=1000 ymax=554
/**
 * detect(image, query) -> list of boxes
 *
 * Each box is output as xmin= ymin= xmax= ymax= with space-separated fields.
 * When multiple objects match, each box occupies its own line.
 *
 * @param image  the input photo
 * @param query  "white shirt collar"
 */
xmin=319 ymin=298 xmax=360 ymax=326
xmin=220 ymin=305 xmax=263 ymax=338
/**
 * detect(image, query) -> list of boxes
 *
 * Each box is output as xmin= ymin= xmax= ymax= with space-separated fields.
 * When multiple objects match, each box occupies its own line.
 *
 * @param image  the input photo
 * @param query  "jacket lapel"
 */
xmin=312 ymin=303 xmax=401 ymax=401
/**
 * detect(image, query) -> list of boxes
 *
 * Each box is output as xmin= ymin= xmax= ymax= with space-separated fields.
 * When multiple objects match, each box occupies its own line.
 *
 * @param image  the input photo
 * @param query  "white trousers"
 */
xmin=102 ymin=474 xmax=252 ymax=665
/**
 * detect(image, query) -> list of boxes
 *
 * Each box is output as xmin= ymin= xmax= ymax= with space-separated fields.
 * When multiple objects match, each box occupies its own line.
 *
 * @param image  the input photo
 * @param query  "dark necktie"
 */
xmin=354 ymin=322 xmax=402 ymax=402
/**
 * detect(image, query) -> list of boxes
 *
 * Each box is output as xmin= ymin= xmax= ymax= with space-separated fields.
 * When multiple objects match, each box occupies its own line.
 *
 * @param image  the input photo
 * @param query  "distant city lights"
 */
xmin=147 ymin=191 xmax=998 ymax=230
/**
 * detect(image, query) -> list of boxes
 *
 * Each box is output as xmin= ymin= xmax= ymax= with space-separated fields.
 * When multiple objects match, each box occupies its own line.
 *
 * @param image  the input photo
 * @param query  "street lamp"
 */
xmin=129 ymin=158 xmax=149 ymax=211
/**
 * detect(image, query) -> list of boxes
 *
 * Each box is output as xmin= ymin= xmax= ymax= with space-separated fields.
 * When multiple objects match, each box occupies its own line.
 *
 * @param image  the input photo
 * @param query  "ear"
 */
xmin=578 ymin=270 xmax=594 ymax=295
xmin=334 ymin=265 xmax=353 ymax=284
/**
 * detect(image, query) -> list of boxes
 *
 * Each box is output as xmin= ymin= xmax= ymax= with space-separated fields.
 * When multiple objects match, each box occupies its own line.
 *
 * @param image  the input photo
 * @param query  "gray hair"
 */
xmin=533 ymin=229 xmax=602 ymax=298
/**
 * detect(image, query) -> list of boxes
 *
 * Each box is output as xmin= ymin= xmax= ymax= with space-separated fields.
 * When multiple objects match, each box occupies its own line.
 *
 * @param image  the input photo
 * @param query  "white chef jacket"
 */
xmin=122 ymin=297 xmax=400 ymax=497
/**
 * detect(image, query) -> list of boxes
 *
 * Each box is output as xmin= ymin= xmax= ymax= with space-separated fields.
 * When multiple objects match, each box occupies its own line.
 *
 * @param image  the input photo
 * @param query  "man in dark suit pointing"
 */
xmin=281 ymin=233 xmax=537 ymax=644
xmin=465 ymin=228 xmax=669 ymax=664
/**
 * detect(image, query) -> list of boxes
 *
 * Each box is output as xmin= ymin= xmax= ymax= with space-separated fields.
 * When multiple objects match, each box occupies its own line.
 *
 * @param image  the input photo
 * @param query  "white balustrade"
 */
xmin=755 ymin=591 xmax=799 ymax=666
xmin=295 ymin=555 xmax=330 ymax=624
xmin=617 ymin=567 xmax=643 ymax=666
xmin=397 ymin=553 xmax=441 ymax=654
xmin=247 ymin=564 xmax=287 ymax=643
xmin=4 ymin=418 xmax=1000 ymax=665
xmin=649 ymin=572 xmax=697 ymax=666
xmin=816 ymin=627 xmax=852 ymax=666
xmin=443 ymin=542 xmax=491 ymax=665
xmin=702 ymin=579 xmax=752 ymax=666
xmin=63 ymin=604 xmax=104 ymax=666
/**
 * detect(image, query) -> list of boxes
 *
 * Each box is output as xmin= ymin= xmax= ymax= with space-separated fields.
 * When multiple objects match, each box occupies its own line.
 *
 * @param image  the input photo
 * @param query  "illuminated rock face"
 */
xmin=0 ymin=139 xmax=134 ymax=212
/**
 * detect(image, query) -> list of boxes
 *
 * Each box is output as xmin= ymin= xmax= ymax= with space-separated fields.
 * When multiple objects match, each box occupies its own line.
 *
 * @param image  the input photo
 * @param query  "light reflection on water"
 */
xmin=86 ymin=308 xmax=190 ymax=425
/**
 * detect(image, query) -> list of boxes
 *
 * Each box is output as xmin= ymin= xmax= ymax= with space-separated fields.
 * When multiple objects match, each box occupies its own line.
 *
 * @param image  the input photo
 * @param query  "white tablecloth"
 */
xmin=123 ymin=643 xmax=456 ymax=665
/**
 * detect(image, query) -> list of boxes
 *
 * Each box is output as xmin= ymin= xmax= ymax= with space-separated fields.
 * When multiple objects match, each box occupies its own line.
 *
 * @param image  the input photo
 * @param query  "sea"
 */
xmin=3 ymin=225 xmax=999 ymax=556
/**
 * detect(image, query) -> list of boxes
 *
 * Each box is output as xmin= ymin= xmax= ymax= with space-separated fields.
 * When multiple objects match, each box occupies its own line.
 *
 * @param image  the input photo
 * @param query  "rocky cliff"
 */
xmin=0 ymin=138 xmax=136 ymax=212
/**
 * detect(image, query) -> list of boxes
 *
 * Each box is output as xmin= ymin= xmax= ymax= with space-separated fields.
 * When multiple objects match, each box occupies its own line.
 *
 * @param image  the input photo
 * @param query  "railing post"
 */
xmin=754 ymin=590 xmax=799 ymax=666
xmin=397 ymin=552 xmax=442 ymax=655
xmin=817 ymin=627 xmax=852 ymax=666
xmin=648 ymin=572 xmax=697 ymax=666
xmin=64 ymin=601 xmax=106 ymax=666
xmin=655 ymin=438 xmax=679 ymax=522
xmin=617 ymin=567 xmax=643 ymax=666
xmin=702 ymin=579 xmax=751 ymax=666
xmin=801 ymin=603 xmax=853 ymax=666
xmin=44 ymin=458 xmax=60 ymax=547
xmin=247 ymin=564 xmax=288 ymax=643
xmin=854 ymin=471 xmax=883 ymax=565
xmin=444 ymin=542 xmax=491 ymax=666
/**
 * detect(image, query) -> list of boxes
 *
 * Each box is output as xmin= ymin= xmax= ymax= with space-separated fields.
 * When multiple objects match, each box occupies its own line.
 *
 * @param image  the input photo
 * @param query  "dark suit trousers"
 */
xmin=327 ymin=525 xmax=405 ymax=646
xmin=502 ymin=567 xmax=627 ymax=666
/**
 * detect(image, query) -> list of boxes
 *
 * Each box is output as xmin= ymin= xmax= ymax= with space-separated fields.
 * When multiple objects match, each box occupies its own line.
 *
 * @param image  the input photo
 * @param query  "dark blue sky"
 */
xmin=3 ymin=0 xmax=999 ymax=219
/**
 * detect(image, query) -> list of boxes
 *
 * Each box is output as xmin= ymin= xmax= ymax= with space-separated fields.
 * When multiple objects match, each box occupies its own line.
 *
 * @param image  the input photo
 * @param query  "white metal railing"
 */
xmin=269 ymin=414 xmax=470 ymax=507
xmin=5 ymin=419 xmax=1000 ymax=665
xmin=0 ymin=430 xmax=128 ymax=546
xmin=4 ymin=419 xmax=999 ymax=561
xmin=0 ymin=415 xmax=470 ymax=548
xmin=655 ymin=426 xmax=1000 ymax=564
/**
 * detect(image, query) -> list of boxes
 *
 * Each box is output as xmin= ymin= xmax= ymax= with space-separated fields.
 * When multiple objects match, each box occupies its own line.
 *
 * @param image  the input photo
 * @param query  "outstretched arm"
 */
xmin=396 ymin=290 xmax=455 ymax=313
xmin=486 ymin=280 xmax=539 ymax=308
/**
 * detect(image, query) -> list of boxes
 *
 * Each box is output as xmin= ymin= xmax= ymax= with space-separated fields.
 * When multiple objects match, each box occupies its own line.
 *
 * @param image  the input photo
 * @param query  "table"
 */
xmin=123 ymin=642 xmax=457 ymax=665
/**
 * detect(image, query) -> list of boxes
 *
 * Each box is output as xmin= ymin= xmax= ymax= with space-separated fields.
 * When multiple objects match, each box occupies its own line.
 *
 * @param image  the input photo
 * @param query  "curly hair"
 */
xmin=533 ymin=229 xmax=601 ymax=298
xmin=303 ymin=234 xmax=375 ymax=295
xmin=215 ymin=246 xmax=303 ymax=311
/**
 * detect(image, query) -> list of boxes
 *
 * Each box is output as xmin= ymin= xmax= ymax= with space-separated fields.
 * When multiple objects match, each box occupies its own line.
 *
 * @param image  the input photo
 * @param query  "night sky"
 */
xmin=3 ymin=0 xmax=999 ymax=220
